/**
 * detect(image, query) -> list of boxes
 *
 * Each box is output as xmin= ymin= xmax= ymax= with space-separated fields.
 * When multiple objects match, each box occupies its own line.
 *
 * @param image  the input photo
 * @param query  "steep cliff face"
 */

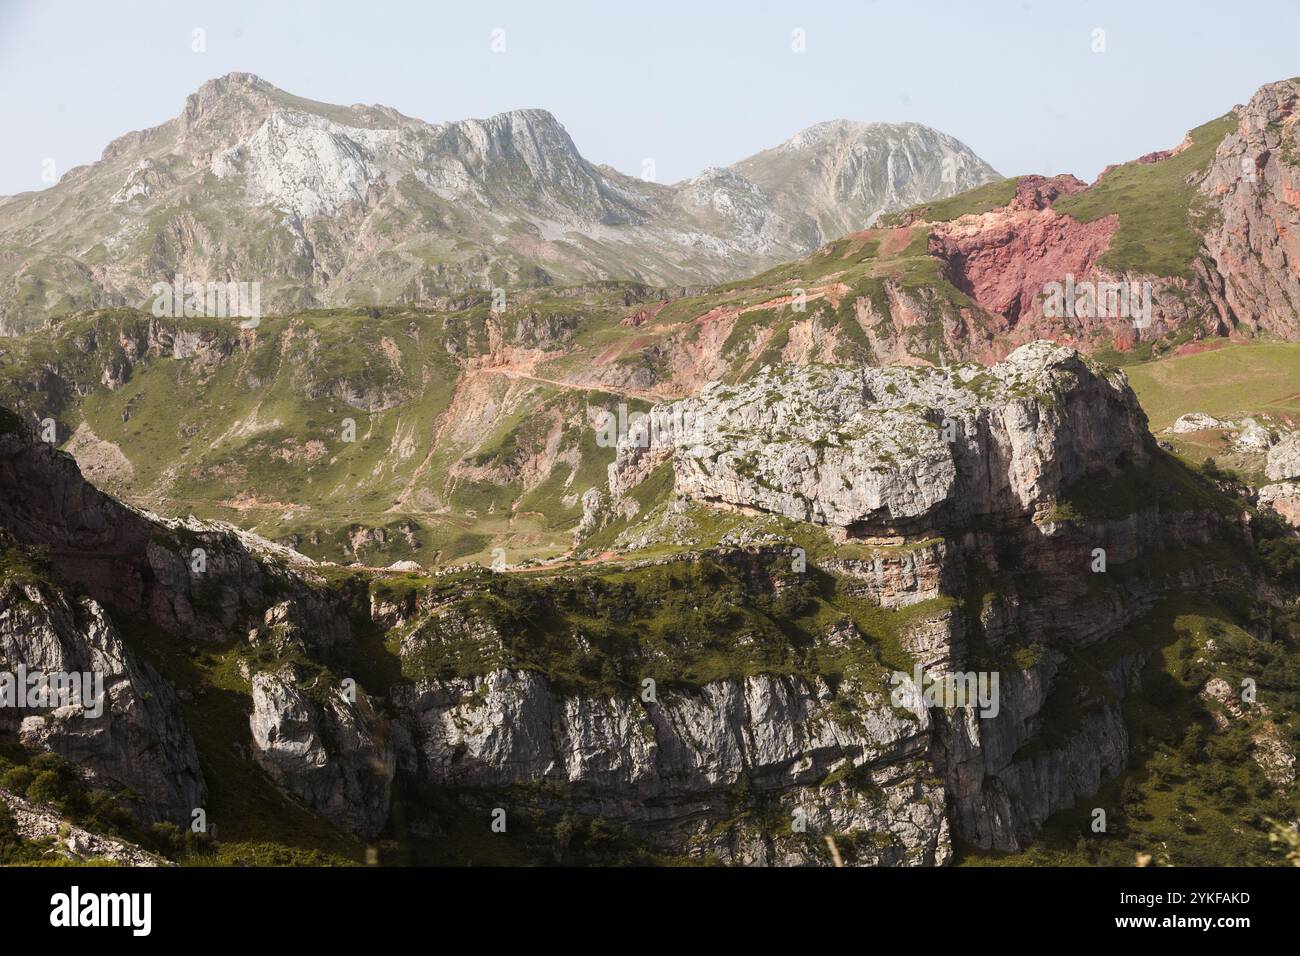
xmin=249 ymin=665 xmax=395 ymax=838
xmin=593 ymin=343 xmax=1267 ymax=853
xmin=1199 ymin=79 xmax=1300 ymax=340
xmin=393 ymin=667 xmax=949 ymax=865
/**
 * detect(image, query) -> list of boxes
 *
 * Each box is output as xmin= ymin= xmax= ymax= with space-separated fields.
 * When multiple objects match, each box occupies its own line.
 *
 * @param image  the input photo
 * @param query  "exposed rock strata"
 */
xmin=393 ymin=667 xmax=950 ymax=865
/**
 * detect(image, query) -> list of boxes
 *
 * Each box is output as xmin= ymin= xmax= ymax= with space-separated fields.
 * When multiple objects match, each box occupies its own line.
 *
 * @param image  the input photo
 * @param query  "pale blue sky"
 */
xmin=1 ymin=0 xmax=1297 ymax=197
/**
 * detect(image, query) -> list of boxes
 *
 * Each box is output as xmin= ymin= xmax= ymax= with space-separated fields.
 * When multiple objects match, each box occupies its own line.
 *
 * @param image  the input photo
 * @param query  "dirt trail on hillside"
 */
xmin=486 ymin=365 xmax=671 ymax=401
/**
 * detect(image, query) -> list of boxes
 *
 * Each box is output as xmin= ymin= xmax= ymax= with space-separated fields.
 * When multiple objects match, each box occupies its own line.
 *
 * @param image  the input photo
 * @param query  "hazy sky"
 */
xmin=1 ymin=0 xmax=1297 ymax=197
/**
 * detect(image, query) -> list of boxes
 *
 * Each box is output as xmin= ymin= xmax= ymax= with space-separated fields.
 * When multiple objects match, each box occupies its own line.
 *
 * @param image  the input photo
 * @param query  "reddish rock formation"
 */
xmin=620 ymin=301 xmax=668 ymax=328
xmin=1199 ymin=80 xmax=1300 ymax=339
xmin=928 ymin=195 xmax=1119 ymax=324
xmin=862 ymin=82 xmax=1300 ymax=361
xmin=1006 ymin=173 xmax=1089 ymax=211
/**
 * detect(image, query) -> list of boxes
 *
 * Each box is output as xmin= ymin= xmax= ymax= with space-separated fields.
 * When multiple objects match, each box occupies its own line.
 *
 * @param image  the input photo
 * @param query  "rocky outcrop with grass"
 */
xmin=610 ymin=342 xmax=1151 ymax=536
xmin=0 ymin=786 xmax=166 ymax=865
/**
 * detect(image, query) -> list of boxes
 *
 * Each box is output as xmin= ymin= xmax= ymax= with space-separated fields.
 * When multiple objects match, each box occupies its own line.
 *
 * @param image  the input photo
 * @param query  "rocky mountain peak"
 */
xmin=185 ymin=70 xmax=277 ymax=110
xmin=174 ymin=72 xmax=304 ymax=164
xmin=434 ymin=107 xmax=589 ymax=182
xmin=0 ymin=77 xmax=1000 ymax=334
xmin=781 ymin=119 xmax=926 ymax=151
xmin=731 ymin=119 xmax=1001 ymax=238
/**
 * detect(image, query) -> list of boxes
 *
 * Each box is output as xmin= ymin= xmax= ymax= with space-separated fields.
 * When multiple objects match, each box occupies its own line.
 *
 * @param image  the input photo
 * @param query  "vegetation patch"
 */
xmin=1054 ymin=114 xmax=1237 ymax=278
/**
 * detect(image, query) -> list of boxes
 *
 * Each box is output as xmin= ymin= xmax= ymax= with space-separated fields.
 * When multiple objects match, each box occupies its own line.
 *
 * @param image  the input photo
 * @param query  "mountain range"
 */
xmin=0 ymin=72 xmax=999 ymax=335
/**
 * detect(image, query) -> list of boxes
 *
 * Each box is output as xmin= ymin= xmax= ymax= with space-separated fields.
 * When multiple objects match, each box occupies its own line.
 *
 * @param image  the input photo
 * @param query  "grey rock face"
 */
xmin=395 ymin=668 xmax=950 ymax=866
xmin=586 ymin=345 xmax=1256 ymax=857
xmin=1168 ymin=412 xmax=1230 ymax=433
xmin=934 ymin=651 xmax=1136 ymax=849
xmin=0 ymin=581 xmax=205 ymax=824
xmin=575 ymin=487 xmax=608 ymax=544
xmin=610 ymin=341 xmax=1150 ymax=535
xmin=1266 ymin=433 xmax=1300 ymax=481
xmin=250 ymin=665 xmax=395 ymax=838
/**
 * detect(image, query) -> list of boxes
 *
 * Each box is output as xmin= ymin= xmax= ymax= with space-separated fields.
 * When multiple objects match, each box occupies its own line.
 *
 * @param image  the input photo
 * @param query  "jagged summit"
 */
xmin=780 ymin=118 xmax=967 ymax=150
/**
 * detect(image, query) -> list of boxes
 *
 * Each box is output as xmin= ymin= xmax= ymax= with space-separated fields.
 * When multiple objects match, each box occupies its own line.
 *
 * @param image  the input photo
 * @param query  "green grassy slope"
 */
xmin=1054 ymin=114 xmax=1237 ymax=278
xmin=878 ymin=176 xmax=1021 ymax=226
xmin=1125 ymin=342 xmax=1300 ymax=429
xmin=0 ymin=301 xmax=638 ymax=568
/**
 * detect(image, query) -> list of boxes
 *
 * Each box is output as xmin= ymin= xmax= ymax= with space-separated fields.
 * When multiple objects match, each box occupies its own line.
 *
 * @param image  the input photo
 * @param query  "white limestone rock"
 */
xmin=1266 ymin=433 xmax=1300 ymax=481
xmin=610 ymin=341 xmax=1150 ymax=535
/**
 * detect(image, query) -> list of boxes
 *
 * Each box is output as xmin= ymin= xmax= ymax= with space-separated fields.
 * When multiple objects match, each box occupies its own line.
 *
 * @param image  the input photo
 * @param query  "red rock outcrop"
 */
xmin=928 ymin=199 xmax=1119 ymax=324
xmin=871 ymin=81 xmax=1300 ymax=360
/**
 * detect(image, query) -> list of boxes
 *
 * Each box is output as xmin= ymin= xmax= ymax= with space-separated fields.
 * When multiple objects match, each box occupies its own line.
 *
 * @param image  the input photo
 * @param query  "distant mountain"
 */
xmin=0 ymin=72 xmax=1000 ymax=334
xmin=730 ymin=119 xmax=997 ymax=244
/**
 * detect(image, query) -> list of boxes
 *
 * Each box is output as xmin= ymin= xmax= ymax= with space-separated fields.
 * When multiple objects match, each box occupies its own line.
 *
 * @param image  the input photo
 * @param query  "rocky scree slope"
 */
xmin=0 ymin=72 xmax=998 ymax=335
